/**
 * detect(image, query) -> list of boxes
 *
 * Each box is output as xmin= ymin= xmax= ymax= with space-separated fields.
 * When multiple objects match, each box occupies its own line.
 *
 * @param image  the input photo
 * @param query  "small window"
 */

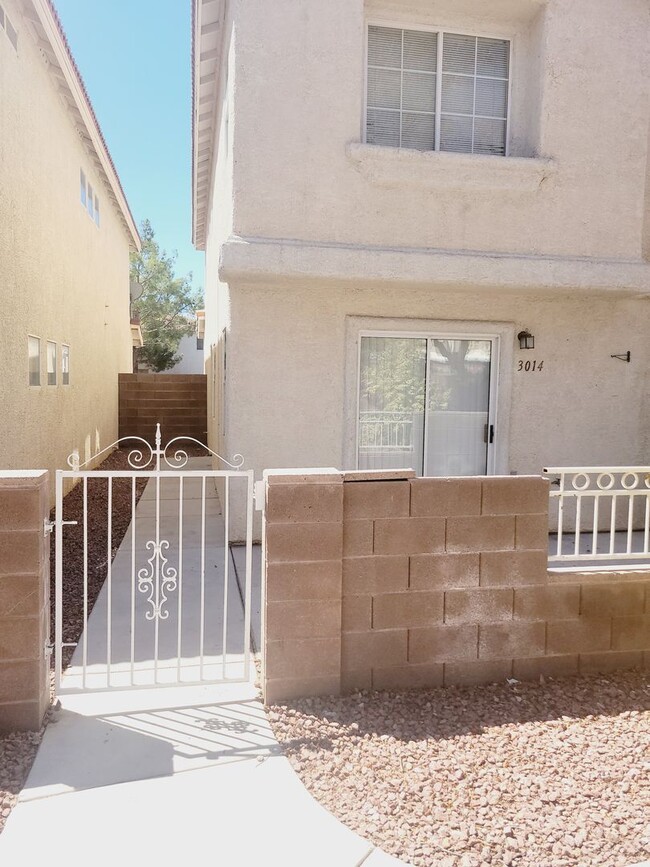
xmin=5 ymin=15 xmax=16 ymax=49
xmin=94 ymin=195 xmax=100 ymax=226
xmin=87 ymin=184 xmax=94 ymax=219
xmin=28 ymin=336 xmax=41 ymax=386
xmin=47 ymin=341 xmax=57 ymax=386
xmin=1 ymin=5 xmax=18 ymax=51
xmin=62 ymin=344 xmax=70 ymax=385
xmin=196 ymin=337 xmax=204 ymax=350
xmin=80 ymin=170 xmax=87 ymax=206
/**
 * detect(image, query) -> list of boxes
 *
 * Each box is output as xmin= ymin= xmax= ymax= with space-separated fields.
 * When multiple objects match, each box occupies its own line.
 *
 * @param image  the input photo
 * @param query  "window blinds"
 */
xmin=367 ymin=26 xmax=509 ymax=156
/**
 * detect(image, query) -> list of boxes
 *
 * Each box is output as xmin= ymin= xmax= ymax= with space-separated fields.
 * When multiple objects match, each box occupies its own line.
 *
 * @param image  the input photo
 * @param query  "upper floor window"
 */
xmin=87 ymin=184 xmax=94 ymax=220
xmin=366 ymin=26 xmax=510 ymax=156
xmin=80 ymin=169 xmax=100 ymax=225
xmin=0 ymin=4 xmax=18 ymax=51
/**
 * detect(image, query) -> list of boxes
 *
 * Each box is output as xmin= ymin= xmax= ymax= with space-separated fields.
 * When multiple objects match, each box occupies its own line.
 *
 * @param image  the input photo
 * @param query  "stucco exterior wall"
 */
xmin=231 ymin=0 xmax=650 ymax=261
xmin=196 ymin=0 xmax=650 ymax=540
xmin=0 ymin=0 xmax=132 ymax=489
xmin=203 ymin=14 xmax=236 ymax=464
xmin=224 ymin=285 xmax=649 ymax=482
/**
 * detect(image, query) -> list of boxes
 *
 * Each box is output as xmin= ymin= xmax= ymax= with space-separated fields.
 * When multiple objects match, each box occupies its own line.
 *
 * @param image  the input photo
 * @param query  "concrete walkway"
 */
xmin=0 ymin=459 xmax=405 ymax=866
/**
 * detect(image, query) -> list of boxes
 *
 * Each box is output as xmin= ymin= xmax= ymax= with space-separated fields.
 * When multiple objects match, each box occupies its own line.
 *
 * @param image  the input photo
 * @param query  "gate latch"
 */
xmin=44 ymin=519 xmax=78 ymax=536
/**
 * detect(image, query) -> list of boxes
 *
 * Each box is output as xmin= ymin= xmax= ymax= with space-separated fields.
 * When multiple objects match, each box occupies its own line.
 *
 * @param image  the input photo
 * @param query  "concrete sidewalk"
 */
xmin=0 ymin=681 xmax=407 ymax=866
xmin=0 ymin=458 xmax=405 ymax=866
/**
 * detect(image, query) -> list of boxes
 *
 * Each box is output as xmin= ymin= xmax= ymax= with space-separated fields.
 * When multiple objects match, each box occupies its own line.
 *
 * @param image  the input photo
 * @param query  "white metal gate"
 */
xmin=54 ymin=426 xmax=254 ymax=694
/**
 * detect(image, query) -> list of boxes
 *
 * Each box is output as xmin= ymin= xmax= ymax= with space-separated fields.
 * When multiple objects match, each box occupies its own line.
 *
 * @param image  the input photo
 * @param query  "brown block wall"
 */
xmin=263 ymin=471 xmax=650 ymax=703
xmin=0 ymin=472 xmax=51 ymax=731
xmin=263 ymin=471 xmax=344 ymax=704
xmin=118 ymin=374 xmax=207 ymax=445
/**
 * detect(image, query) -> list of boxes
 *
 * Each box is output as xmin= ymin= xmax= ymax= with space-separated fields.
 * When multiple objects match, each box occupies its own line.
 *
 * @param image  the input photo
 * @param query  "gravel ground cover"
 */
xmin=269 ymin=672 xmax=650 ymax=867
xmin=1 ymin=445 xmax=207 ymax=835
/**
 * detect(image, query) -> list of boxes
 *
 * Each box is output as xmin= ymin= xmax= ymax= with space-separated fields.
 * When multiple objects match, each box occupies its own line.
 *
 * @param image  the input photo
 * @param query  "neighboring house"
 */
xmin=0 ymin=0 xmax=140 ymax=485
xmin=192 ymin=0 xmax=650 ymax=498
xmin=166 ymin=311 xmax=206 ymax=374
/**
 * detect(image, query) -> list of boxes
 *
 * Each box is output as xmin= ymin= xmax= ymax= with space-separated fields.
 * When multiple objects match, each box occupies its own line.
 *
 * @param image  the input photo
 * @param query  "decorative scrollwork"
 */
xmin=543 ymin=467 xmax=650 ymax=494
xmin=67 ymin=436 xmax=155 ymax=471
xmin=137 ymin=540 xmax=178 ymax=621
xmin=66 ymin=425 xmax=245 ymax=473
xmin=163 ymin=436 xmax=245 ymax=470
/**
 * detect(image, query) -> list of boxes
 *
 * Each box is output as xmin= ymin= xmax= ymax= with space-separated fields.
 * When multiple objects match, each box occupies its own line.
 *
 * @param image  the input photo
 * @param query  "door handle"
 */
xmin=484 ymin=424 xmax=495 ymax=444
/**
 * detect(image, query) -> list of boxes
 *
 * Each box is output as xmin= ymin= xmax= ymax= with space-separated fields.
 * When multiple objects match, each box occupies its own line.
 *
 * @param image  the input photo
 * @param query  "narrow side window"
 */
xmin=47 ymin=341 xmax=57 ymax=386
xmin=62 ymin=344 xmax=70 ymax=385
xmin=87 ymin=184 xmax=94 ymax=219
xmin=80 ymin=169 xmax=87 ymax=206
xmin=28 ymin=336 xmax=41 ymax=386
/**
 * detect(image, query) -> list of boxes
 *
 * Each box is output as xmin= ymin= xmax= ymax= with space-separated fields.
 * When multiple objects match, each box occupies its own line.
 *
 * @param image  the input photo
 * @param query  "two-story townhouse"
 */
xmin=0 ymin=0 xmax=140 ymax=489
xmin=192 ymin=0 xmax=650 ymax=531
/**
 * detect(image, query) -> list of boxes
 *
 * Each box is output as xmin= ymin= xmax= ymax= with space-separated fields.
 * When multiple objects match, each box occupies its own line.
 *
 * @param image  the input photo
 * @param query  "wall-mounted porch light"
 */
xmin=517 ymin=330 xmax=535 ymax=350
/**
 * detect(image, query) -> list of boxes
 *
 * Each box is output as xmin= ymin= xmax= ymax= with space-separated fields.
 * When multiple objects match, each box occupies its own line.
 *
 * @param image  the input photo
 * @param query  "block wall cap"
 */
xmin=548 ymin=568 xmax=650 ymax=584
xmin=0 ymin=471 xmax=48 ymax=479
xmin=343 ymin=470 xmax=416 ymax=482
xmin=264 ymin=469 xmax=342 ymax=485
xmin=0 ymin=472 xmax=49 ymax=489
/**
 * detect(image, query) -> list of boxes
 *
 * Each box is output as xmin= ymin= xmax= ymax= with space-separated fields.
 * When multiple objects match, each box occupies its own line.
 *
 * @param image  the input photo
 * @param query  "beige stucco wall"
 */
xmin=230 ymin=0 xmax=650 ymax=262
xmin=224 ymin=283 xmax=649 ymax=482
xmin=199 ymin=0 xmax=650 ymax=537
xmin=203 ymin=14 xmax=236 ymax=463
xmin=0 ymin=0 xmax=133 ymax=493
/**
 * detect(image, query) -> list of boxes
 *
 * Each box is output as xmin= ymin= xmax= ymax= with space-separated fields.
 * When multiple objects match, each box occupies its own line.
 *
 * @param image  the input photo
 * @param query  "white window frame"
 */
xmin=363 ymin=20 xmax=514 ymax=157
xmin=28 ymin=335 xmax=41 ymax=387
xmin=344 ymin=317 xmax=514 ymax=475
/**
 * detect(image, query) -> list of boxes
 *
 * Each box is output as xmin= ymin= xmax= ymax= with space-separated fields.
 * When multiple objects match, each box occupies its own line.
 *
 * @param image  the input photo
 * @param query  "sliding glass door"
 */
xmin=357 ymin=334 xmax=496 ymax=476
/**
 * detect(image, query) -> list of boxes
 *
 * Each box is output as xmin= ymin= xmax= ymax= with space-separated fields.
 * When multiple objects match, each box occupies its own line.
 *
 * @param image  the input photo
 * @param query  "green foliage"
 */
xmin=360 ymin=337 xmax=426 ymax=414
xmin=130 ymin=220 xmax=202 ymax=372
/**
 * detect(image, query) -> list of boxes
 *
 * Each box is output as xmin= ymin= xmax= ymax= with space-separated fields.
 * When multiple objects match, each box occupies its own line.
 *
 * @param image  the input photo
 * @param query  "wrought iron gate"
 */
xmin=54 ymin=426 xmax=254 ymax=693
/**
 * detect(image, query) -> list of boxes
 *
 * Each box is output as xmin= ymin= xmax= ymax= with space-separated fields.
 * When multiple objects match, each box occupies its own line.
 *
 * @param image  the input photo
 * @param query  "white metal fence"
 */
xmin=358 ymin=411 xmax=414 ymax=450
xmin=544 ymin=466 xmax=650 ymax=566
xmin=54 ymin=425 xmax=254 ymax=693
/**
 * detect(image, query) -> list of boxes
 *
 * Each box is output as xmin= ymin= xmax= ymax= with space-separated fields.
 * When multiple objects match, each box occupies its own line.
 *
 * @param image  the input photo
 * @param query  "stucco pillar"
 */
xmin=0 ymin=471 xmax=50 ymax=731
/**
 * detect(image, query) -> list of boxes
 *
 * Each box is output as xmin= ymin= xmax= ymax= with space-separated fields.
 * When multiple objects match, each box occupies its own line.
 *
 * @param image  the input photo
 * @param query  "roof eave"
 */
xmin=191 ymin=0 xmax=224 ymax=251
xmin=29 ymin=0 xmax=141 ymax=251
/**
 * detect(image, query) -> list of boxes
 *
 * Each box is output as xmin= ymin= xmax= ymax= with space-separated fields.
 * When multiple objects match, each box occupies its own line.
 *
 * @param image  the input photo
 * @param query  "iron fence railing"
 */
xmin=544 ymin=466 xmax=650 ymax=566
xmin=359 ymin=411 xmax=414 ymax=450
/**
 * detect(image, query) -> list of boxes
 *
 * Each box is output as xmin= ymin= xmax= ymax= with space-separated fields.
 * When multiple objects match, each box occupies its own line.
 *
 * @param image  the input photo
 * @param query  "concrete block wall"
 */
xmin=0 ymin=472 xmax=50 ymax=731
xmin=118 ymin=374 xmax=208 ymax=445
xmin=263 ymin=470 xmax=650 ymax=703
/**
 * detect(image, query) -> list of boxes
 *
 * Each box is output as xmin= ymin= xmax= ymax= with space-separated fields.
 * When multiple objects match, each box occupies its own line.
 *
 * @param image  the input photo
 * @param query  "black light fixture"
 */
xmin=518 ymin=330 xmax=535 ymax=350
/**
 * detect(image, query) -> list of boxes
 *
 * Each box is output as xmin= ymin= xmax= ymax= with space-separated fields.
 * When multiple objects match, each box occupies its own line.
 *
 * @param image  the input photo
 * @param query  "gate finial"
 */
xmin=155 ymin=423 xmax=162 ymax=471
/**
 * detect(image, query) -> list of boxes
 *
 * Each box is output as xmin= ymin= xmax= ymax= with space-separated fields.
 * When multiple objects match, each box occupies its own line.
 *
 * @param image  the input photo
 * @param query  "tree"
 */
xmin=130 ymin=220 xmax=202 ymax=372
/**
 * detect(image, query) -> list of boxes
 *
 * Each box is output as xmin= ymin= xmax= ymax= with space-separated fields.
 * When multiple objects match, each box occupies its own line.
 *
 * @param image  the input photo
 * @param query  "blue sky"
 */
xmin=55 ymin=0 xmax=204 ymax=292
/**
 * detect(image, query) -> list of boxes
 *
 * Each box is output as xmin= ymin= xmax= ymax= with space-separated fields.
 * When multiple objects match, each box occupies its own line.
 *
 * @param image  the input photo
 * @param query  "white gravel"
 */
xmin=268 ymin=671 xmax=650 ymax=867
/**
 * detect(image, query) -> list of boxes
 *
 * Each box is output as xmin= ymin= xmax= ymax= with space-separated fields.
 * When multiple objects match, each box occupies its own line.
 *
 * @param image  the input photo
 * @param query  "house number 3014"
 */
xmin=518 ymin=360 xmax=544 ymax=372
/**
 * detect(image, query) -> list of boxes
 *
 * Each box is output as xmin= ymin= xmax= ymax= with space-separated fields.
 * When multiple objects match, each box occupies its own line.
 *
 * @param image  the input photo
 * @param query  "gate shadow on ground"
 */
xmin=273 ymin=672 xmax=650 ymax=753
xmin=23 ymin=697 xmax=280 ymax=799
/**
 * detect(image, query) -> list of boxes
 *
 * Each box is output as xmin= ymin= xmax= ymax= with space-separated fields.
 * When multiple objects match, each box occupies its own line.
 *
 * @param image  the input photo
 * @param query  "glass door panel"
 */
xmin=358 ymin=337 xmax=427 ymax=474
xmin=425 ymin=339 xmax=492 ymax=476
